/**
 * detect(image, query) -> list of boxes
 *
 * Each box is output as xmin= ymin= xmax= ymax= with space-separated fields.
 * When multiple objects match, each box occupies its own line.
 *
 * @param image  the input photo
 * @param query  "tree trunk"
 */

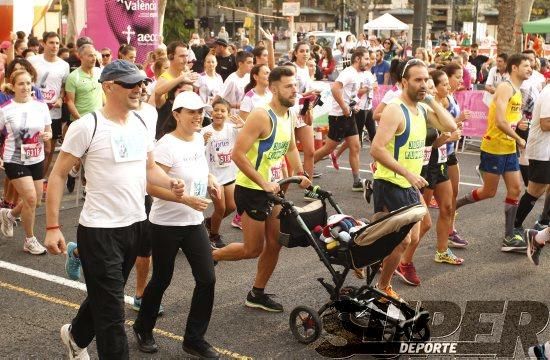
xmin=158 ymin=0 xmax=167 ymax=38
xmin=497 ymin=0 xmax=534 ymax=54
xmin=66 ymin=0 xmax=76 ymax=43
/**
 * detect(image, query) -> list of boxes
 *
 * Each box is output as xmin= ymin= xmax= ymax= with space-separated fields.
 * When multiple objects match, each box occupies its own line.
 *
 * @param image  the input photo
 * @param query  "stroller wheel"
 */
xmin=289 ymin=306 xmax=322 ymax=344
xmin=403 ymin=323 xmax=431 ymax=342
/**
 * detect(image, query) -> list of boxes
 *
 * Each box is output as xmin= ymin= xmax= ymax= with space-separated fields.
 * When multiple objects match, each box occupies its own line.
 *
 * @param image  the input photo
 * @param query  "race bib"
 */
xmin=423 ymin=147 xmax=432 ymax=166
xmin=215 ymin=152 xmax=232 ymax=168
xmin=437 ymin=146 xmax=448 ymax=164
xmin=190 ymin=179 xmax=208 ymax=198
xmin=110 ymin=128 xmax=146 ymax=163
xmin=21 ymin=143 xmax=43 ymax=162
xmin=270 ymin=162 xmax=283 ymax=182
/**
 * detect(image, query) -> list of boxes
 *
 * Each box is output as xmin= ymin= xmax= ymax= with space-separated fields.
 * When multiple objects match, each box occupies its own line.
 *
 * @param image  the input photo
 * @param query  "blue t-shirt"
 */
xmin=371 ymin=61 xmax=390 ymax=85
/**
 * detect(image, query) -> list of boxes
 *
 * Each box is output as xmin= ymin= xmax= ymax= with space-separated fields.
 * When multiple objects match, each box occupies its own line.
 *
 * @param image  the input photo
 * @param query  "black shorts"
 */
xmin=328 ymin=115 xmax=358 ymax=142
xmin=235 ymin=185 xmax=274 ymax=221
xmin=51 ymin=118 xmax=62 ymax=140
xmin=446 ymin=152 xmax=458 ymax=166
xmin=4 ymin=161 xmax=44 ymax=181
xmin=421 ymin=162 xmax=449 ymax=190
xmin=222 ymin=179 xmax=235 ymax=187
xmin=373 ymin=179 xmax=420 ymax=213
xmin=528 ymin=160 xmax=550 ymax=184
xmin=137 ymin=196 xmax=153 ymax=257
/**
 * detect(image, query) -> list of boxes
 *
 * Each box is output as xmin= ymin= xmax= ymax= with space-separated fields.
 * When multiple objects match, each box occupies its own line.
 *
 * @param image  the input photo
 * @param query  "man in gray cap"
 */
xmin=44 ymin=60 xmax=185 ymax=359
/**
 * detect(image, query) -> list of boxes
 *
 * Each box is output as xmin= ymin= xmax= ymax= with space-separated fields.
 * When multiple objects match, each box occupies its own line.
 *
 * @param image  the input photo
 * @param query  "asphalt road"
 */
xmin=1 ymin=142 xmax=549 ymax=359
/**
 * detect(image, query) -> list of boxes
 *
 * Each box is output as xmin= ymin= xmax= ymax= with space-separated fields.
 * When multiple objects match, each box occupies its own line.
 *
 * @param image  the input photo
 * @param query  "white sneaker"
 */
xmin=0 ymin=208 xmax=15 ymax=237
xmin=23 ymin=236 xmax=47 ymax=255
xmin=60 ymin=324 xmax=90 ymax=360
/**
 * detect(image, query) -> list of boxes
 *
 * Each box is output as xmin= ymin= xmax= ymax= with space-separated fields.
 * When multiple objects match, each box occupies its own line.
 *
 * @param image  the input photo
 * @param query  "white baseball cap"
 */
xmin=172 ymin=91 xmax=211 ymax=111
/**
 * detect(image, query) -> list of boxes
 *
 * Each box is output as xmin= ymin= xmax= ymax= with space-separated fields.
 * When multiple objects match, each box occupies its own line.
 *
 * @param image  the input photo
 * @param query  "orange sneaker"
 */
xmin=375 ymin=284 xmax=404 ymax=303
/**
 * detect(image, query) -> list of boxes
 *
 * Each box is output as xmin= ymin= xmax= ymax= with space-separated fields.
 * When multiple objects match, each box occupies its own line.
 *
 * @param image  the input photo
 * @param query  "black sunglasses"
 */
xmin=102 ymin=53 xmax=111 ymax=58
xmin=114 ymin=80 xmax=145 ymax=89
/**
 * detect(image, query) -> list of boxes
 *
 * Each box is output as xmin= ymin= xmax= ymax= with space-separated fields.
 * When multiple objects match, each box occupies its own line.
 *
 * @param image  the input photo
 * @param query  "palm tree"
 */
xmin=497 ymin=0 xmax=534 ymax=54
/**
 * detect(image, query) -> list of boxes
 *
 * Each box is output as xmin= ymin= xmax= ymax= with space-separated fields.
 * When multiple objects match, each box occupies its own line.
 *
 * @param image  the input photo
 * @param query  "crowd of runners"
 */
xmin=0 ymin=28 xmax=549 ymax=359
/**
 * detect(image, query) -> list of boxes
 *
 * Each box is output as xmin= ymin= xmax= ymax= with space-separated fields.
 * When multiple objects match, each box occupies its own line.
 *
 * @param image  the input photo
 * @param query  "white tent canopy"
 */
xmin=363 ymin=13 xmax=409 ymax=31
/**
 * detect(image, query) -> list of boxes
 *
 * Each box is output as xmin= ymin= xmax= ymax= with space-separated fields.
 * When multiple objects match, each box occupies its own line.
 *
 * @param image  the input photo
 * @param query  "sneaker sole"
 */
xmin=448 ymin=241 xmax=468 ymax=248
xmin=501 ymin=246 xmax=527 ymax=253
xmin=434 ymin=258 xmax=464 ymax=265
xmin=24 ymin=248 xmax=47 ymax=255
xmin=244 ymin=300 xmax=283 ymax=312
xmin=394 ymin=271 xmax=420 ymax=286
xmin=230 ymin=223 xmax=242 ymax=230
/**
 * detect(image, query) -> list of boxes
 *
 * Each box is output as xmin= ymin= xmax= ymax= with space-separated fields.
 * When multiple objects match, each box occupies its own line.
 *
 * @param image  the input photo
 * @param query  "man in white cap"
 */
xmin=44 ymin=60 xmax=185 ymax=359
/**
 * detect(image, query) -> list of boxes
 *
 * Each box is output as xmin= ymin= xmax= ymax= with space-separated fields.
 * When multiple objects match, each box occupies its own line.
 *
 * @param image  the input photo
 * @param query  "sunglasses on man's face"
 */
xmin=114 ymin=80 xmax=145 ymax=89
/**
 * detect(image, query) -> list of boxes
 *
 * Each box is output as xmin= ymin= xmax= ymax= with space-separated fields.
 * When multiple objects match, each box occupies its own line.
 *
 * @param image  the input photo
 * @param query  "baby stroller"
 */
xmin=273 ymin=177 xmax=431 ymax=351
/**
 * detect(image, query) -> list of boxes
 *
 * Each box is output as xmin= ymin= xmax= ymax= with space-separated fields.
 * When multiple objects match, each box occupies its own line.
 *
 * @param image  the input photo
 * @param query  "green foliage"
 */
xmin=163 ymin=0 xmax=196 ymax=43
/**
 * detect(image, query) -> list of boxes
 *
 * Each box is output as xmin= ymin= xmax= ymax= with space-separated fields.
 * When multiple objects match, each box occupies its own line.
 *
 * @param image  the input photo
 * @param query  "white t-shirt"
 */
xmin=357 ymin=71 xmax=377 ymax=110
xmin=219 ymin=71 xmax=250 ymax=114
xmin=135 ymin=102 xmax=158 ymax=142
xmin=240 ymin=89 xmax=272 ymax=114
xmin=294 ymin=63 xmax=313 ymax=94
xmin=200 ymin=122 xmax=239 ymax=185
xmin=330 ymin=66 xmax=362 ymax=116
xmin=61 ymin=111 xmax=153 ymax=228
xmin=149 ymin=133 xmax=209 ymax=226
xmin=381 ymin=86 xmax=402 ymax=104
xmin=196 ymin=72 xmax=224 ymax=117
xmin=0 ymin=99 xmax=51 ymax=165
xmin=29 ymin=55 xmax=70 ymax=119
xmin=526 ymin=85 xmax=550 ymax=161
xmin=483 ymin=67 xmax=509 ymax=106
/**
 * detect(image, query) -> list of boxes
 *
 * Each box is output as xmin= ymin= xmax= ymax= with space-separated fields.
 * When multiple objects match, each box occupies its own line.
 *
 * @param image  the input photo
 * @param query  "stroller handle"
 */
xmin=277 ymin=176 xmax=305 ymax=187
xmin=277 ymin=176 xmax=331 ymax=197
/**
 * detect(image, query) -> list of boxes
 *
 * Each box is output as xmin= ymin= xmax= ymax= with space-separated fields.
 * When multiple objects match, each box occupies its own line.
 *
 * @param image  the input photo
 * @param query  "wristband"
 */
xmin=46 ymin=225 xmax=62 ymax=231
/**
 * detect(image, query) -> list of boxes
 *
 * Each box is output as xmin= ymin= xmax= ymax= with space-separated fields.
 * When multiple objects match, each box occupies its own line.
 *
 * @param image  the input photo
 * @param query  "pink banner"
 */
xmin=372 ymin=85 xmax=488 ymax=138
xmin=84 ymin=0 xmax=159 ymax=64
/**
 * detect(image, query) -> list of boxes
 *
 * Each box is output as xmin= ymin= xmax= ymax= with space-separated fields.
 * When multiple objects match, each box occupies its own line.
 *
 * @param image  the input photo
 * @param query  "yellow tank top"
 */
xmin=235 ymin=105 xmax=293 ymax=190
xmin=374 ymin=98 xmax=428 ymax=188
xmin=480 ymin=81 xmax=522 ymax=155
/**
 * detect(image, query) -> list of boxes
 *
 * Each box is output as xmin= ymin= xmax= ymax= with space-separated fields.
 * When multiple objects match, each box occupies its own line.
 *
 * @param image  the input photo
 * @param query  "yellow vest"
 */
xmin=480 ymin=81 xmax=522 ymax=155
xmin=235 ymin=105 xmax=293 ymax=190
xmin=374 ymin=98 xmax=428 ymax=188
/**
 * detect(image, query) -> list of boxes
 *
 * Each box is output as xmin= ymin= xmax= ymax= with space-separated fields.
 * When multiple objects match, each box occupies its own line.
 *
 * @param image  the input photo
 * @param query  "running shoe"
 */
xmin=448 ymin=230 xmax=468 ymax=247
xmin=369 ymin=162 xmax=377 ymax=174
xmin=352 ymin=179 xmax=364 ymax=192
xmin=23 ymin=237 xmax=47 ymax=255
xmin=501 ymin=233 xmax=527 ymax=253
xmin=374 ymin=284 xmax=404 ymax=303
xmin=428 ymin=197 xmax=439 ymax=209
xmin=312 ymin=171 xmax=322 ymax=178
xmin=362 ymin=179 xmax=373 ymax=203
xmin=67 ymin=174 xmax=76 ymax=193
xmin=475 ymin=165 xmax=484 ymax=184
xmin=528 ymin=341 xmax=550 ymax=360
xmin=526 ymin=229 xmax=544 ymax=266
xmin=329 ymin=151 xmax=339 ymax=170
xmin=60 ymin=324 xmax=90 ymax=360
xmin=434 ymin=248 xmax=464 ymax=265
xmin=0 ymin=208 xmax=15 ymax=237
xmin=304 ymin=189 xmax=320 ymax=202
xmin=231 ymin=213 xmax=242 ymax=230
xmin=534 ymin=221 xmax=549 ymax=231
xmin=210 ymin=234 xmax=227 ymax=248
xmin=132 ymin=296 xmax=164 ymax=316
xmin=65 ymin=242 xmax=81 ymax=280
xmin=395 ymin=262 xmax=420 ymax=286
xmin=132 ymin=324 xmax=158 ymax=354
xmin=245 ymin=291 xmax=283 ymax=312
xmin=183 ymin=339 xmax=220 ymax=359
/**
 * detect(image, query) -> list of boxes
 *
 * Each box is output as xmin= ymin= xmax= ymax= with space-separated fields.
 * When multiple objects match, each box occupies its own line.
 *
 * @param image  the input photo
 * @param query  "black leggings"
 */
xmin=356 ymin=109 xmax=376 ymax=144
xmin=134 ymin=223 xmax=216 ymax=343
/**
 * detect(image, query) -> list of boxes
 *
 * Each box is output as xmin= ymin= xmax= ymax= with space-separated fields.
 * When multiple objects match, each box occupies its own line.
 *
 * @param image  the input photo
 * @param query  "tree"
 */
xmin=497 ymin=0 xmax=534 ymax=54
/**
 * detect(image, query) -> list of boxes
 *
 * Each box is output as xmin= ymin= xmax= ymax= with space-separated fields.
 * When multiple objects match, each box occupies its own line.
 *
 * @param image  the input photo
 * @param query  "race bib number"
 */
xmin=437 ymin=146 xmax=448 ymax=163
xmin=21 ymin=143 xmax=43 ymax=162
xmin=110 ymin=128 xmax=146 ymax=163
xmin=215 ymin=152 xmax=232 ymax=168
xmin=190 ymin=179 xmax=208 ymax=198
xmin=270 ymin=163 xmax=283 ymax=182
xmin=423 ymin=147 xmax=432 ymax=166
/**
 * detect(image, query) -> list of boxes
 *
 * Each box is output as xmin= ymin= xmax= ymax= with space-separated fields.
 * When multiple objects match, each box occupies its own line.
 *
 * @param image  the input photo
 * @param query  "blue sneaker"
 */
xmin=133 ymin=296 xmax=164 ymax=316
xmin=65 ymin=242 xmax=81 ymax=280
xmin=528 ymin=341 xmax=550 ymax=359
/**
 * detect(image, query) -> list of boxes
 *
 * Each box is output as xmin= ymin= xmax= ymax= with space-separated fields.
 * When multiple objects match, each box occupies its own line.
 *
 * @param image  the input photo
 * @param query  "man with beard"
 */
xmin=212 ymin=66 xmax=311 ymax=312
xmin=312 ymin=47 xmax=371 ymax=192
xmin=370 ymin=59 xmax=456 ymax=300
xmin=456 ymin=54 xmax=533 ymax=252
